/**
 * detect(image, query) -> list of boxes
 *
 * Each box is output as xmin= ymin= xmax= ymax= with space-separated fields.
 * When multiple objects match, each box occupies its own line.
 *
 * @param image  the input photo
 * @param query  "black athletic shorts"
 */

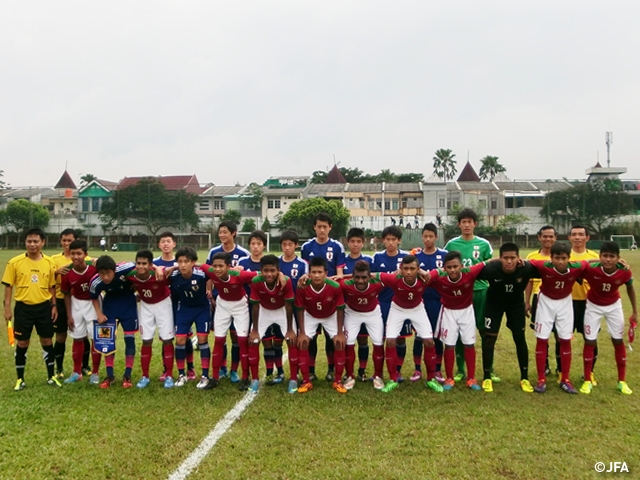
xmin=53 ymin=298 xmax=68 ymax=334
xmin=13 ymin=301 xmax=54 ymax=341
xmin=573 ymin=299 xmax=586 ymax=334
xmin=484 ymin=304 xmax=526 ymax=335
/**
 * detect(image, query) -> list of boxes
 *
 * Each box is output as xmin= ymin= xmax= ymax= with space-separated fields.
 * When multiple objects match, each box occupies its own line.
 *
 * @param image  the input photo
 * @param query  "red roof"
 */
xmin=457 ymin=161 xmax=480 ymax=182
xmin=116 ymin=175 xmax=204 ymax=194
xmin=326 ymin=165 xmax=347 ymax=184
xmin=54 ymin=170 xmax=77 ymax=189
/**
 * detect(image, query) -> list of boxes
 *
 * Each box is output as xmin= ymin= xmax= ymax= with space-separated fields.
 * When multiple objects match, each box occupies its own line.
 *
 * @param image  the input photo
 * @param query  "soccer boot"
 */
xmin=372 ymin=376 xmax=385 ymax=390
xmin=203 ymin=378 xmax=219 ymax=390
xmin=434 ymin=371 xmax=446 ymax=384
xmin=14 ymin=379 xmax=25 ymax=391
xmin=64 ymin=372 xmax=83 ymax=384
xmin=443 ymin=378 xmax=455 ymax=391
xmin=163 ymin=376 xmax=175 ymax=389
xmin=520 ymin=379 xmax=534 ymax=393
xmin=248 ymin=379 xmax=260 ymax=393
xmin=99 ymin=376 xmax=115 ymax=389
xmin=560 ymin=380 xmax=578 ymax=394
xmin=426 ymin=379 xmax=444 ymax=393
xmin=136 ymin=376 xmax=150 ymax=389
xmin=381 ymin=380 xmax=399 ymax=393
xmin=358 ymin=372 xmax=369 ymax=382
xmin=590 ymin=372 xmax=598 ymax=387
xmin=218 ymin=366 xmax=228 ymax=379
xmin=332 ymin=381 xmax=348 ymax=394
xmin=617 ymin=381 xmax=633 ymax=395
xmin=238 ymin=378 xmax=251 ymax=391
xmin=534 ymin=380 xmax=547 ymax=393
xmin=272 ymin=373 xmax=285 ymax=384
xmin=196 ymin=376 xmax=210 ymax=389
xmin=122 ymin=377 xmax=133 ymax=389
xmin=343 ymin=376 xmax=356 ymax=390
xmin=297 ymin=381 xmax=314 ymax=394
xmin=48 ymin=376 xmax=63 ymax=388
xmin=159 ymin=370 xmax=168 ymax=382
xmin=325 ymin=370 xmax=335 ymax=382
xmin=265 ymin=374 xmax=275 ymax=386
xmin=287 ymin=379 xmax=298 ymax=394
xmin=89 ymin=373 xmax=100 ymax=385
xmin=187 ymin=368 xmax=197 ymax=381
xmin=82 ymin=367 xmax=92 ymax=377
xmin=466 ymin=379 xmax=482 ymax=391
xmin=482 ymin=379 xmax=493 ymax=393
xmin=579 ymin=381 xmax=593 ymax=395
xmin=410 ymin=370 xmax=422 ymax=382
xmin=490 ymin=371 xmax=501 ymax=383
xmin=55 ymin=371 xmax=65 ymax=380
xmin=175 ymin=375 xmax=188 ymax=387
xmin=229 ymin=370 xmax=240 ymax=383
xmin=453 ymin=371 xmax=465 ymax=382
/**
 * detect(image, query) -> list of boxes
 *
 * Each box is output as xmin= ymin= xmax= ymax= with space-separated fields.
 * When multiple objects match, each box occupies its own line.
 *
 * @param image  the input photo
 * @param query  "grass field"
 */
xmin=1 ymin=247 xmax=640 ymax=479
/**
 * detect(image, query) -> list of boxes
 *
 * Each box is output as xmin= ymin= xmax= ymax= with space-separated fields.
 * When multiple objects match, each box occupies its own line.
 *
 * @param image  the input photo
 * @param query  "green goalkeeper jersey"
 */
xmin=444 ymin=235 xmax=493 ymax=291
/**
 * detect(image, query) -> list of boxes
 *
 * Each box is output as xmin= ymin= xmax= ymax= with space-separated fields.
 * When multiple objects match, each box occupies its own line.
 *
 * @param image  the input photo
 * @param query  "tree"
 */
xmin=540 ymin=180 xmax=634 ymax=235
xmin=0 ymin=170 xmax=6 ymax=192
xmin=494 ymin=213 xmax=530 ymax=235
xmin=310 ymin=170 xmax=328 ymax=184
xmin=221 ymin=209 xmax=242 ymax=225
xmin=310 ymin=167 xmax=424 ymax=184
xmin=241 ymin=218 xmax=257 ymax=232
xmin=99 ymin=177 xmax=199 ymax=237
xmin=261 ymin=218 xmax=271 ymax=231
xmin=479 ymin=156 xmax=506 ymax=181
xmin=432 ymin=149 xmax=457 ymax=181
xmin=80 ymin=173 xmax=97 ymax=188
xmin=242 ymin=183 xmax=263 ymax=210
xmin=3 ymin=199 xmax=50 ymax=232
xmin=396 ymin=173 xmax=425 ymax=183
xmin=281 ymin=197 xmax=351 ymax=238
xmin=375 ymin=169 xmax=397 ymax=183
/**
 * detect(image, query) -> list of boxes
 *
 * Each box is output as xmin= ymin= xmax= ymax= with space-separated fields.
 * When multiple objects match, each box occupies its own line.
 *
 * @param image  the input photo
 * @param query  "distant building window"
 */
xmin=81 ymin=198 xmax=90 ymax=212
xmin=91 ymin=198 xmax=100 ymax=212
xmin=268 ymin=199 xmax=281 ymax=209
xmin=384 ymin=201 xmax=390 ymax=211
xmin=392 ymin=200 xmax=399 ymax=210
xmin=359 ymin=199 xmax=365 ymax=209
xmin=491 ymin=199 xmax=497 ymax=210
xmin=214 ymin=200 xmax=225 ymax=210
xmin=199 ymin=200 xmax=210 ymax=211
xmin=439 ymin=198 xmax=445 ymax=208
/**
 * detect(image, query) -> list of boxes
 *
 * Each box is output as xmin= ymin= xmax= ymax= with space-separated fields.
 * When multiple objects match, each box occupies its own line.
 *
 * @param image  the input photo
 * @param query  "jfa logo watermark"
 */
xmin=595 ymin=462 xmax=629 ymax=473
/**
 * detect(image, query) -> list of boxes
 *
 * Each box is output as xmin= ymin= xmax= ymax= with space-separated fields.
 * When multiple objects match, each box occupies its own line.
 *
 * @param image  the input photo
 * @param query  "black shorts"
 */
xmin=573 ymin=299 xmax=586 ymax=334
xmin=13 ymin=301 xmax=54 ymax=341
xmin=265 ymin=323 xmax=285 ymax=341
xmin=484 ymin=304 xmax=526 ymax=335
xmin=530 ymin=294 xmax=539 ymax=322
xmin=398 ymin=320 xmax=414 ymax=339
xmin=53 ymin=298 xmax=68 ymax=334
xmin=358 ymin=324 xmax=369 ymax=337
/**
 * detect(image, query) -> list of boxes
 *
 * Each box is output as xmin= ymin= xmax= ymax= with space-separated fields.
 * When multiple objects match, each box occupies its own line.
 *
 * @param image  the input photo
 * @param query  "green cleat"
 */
xmin=381 ymin=380 xmax=399 ymax=393
xmin=490 ymin=372 xmax=501 ymax=383
xmin=14 ymin=379 xmax=25 ymax=391
xmin=454 ymin=371 xmax=465 ymax=382
xmin=580 ymin=381 xmax=593 ymax=395
xmin=618 ymin=381 xmax=633 ymax=395
xmin=426 ymin=379 xmax=444 ymax=393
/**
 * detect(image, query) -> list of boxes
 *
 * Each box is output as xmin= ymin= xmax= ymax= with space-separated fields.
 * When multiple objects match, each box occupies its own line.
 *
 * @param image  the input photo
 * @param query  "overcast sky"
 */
xmin=2 ymin=1 xmax=639 ymax=188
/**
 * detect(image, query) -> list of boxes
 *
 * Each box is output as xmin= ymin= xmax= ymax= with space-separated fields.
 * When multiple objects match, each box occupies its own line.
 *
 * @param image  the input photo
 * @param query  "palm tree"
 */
xmin=376 ymin=169 xmax=397 ymax=183
xmin=80 ymin=173 xmax=97 ymax=188
xmin=432 ymin=149 xmax=457 ymax=181
xmin=479 ymin=156 xmax=506 ymax=181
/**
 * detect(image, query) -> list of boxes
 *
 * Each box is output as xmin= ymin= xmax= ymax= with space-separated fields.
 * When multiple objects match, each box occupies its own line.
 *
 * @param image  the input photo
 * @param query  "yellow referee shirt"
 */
xmin=570 ymin=249 xmax=599 ymax=300
xmin=50 ymin=252 xmax=72 ymax=299
xmin=2 ymin=253 xmax=57 ymax=305
xmin=526 ymin=250 xmax=550 ymax=295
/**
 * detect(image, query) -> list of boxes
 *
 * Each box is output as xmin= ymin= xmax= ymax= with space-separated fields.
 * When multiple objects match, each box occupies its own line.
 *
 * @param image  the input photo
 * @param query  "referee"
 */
xmin=2 ymin=228 xmax=60 ymax=390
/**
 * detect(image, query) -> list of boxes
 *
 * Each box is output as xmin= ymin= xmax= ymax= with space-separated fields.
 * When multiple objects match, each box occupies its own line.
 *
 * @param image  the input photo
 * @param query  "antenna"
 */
xmin=605 ymin=131 xmax=613 ymax=167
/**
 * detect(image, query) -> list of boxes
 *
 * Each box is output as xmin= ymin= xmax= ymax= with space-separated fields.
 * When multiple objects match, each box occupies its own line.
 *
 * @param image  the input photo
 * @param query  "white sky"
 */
xmin=2 ymin=1 xmax=639 ymax=187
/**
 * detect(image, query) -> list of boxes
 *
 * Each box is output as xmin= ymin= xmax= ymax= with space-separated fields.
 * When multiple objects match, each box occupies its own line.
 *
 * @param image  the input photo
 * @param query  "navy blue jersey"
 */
xmin=279 ymin=256 xmax=308 ymax=294
xmin=89 ymin=262 xmax=136 ymax=301
xmin=153 ymin=256 xmax=177 ymax=268
xmin=238 ymin=255 xmax=262 ymax=296
xmin=413 ymin=248 xmax=447 ymax=301
xmin=370 ymin=250 xmax=408 ymax=304
xmin=343 ymin=254 xmax=373 ymax=277
xmin=206 ymin=244 xmax=250 ymax=267
xmin=169 ymin=268 xmax=210 ymax=308
xmin=300 ymin=238 xmax=345 ymax=277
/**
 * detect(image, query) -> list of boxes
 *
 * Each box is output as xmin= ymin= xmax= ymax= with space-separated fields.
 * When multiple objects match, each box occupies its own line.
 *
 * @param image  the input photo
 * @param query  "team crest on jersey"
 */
xmin=517 ymin=278 xmax=523 ymax=283
xmin=436 ymin=260 xmax=443 ymax=268
xmin=327 ymin=296 xmax=333 ymax=301
xmin=473 ymin=250 xmax=480 ymax=259
xmin=327 ymin=248 xmax=334 ymax=261
xmin=31 ymin=274 xmax=38 ymax=283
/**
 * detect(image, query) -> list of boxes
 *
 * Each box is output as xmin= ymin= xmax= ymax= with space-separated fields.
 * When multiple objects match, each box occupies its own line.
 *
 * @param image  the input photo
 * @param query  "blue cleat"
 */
xmin=136 ymin=376 xmax=150 ymax=389
xmin=219 ymin=366 xmax=228 ymax=379
xmin=164 ymin=376 xmax=174 ymax=389
xmin=89 ymin=374 xmax=100 ymax=385
xmin=229 ymin=370 xmax=240 ymax=383
xmin=248 ymin=379 xmax=260 ymax=392
xmin=288 ymin=379 xmax=298 ymax=394
xmin=64 ymin=372 xmax=83 ymax=384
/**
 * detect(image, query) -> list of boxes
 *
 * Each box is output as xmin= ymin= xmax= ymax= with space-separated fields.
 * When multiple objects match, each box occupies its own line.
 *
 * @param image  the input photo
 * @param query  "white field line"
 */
xmin=167 ymin=352 xmax=289 ymax=480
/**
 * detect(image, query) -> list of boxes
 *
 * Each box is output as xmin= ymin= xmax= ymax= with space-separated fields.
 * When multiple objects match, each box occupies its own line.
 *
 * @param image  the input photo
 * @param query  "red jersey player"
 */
xmin=579 ymin=242 xmax=637 ymax=395
xmin=295 ymin=257 xmax=346 ymax=394
xmin=426 ymin=251 xmax=486 ymax=391
xmin=61 ymin=239 xmax=98 ymax=384
xmin=248 ymin=255 xmax=297 ymax=394
xmin=126 ymin=250 xmax=175 ymax=389
xmin=528 ymin=242 xmax=590 ymax=394
xmin=338 ymin=261 xmax=385 ymax=390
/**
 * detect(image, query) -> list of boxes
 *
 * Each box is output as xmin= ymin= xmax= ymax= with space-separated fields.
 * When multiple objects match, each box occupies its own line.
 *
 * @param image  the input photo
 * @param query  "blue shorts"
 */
xmin=103 ymin=296 xmax=138 ymax=333
xmin=424 ymin=299 xmax=442 ymax=331
xmin=175 ymin=305 xmax=210 ymax=336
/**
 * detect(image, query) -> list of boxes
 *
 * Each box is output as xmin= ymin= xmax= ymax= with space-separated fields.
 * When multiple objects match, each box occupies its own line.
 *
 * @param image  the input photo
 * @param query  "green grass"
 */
xmin=1 ymin=248 xmax=640 ymax=479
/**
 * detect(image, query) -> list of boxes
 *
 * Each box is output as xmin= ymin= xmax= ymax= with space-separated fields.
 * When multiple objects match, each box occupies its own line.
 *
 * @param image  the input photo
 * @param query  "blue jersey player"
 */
xmin=411 ymin=223 xmax=447 ymax=383
xmin=90 ymin=256 xmax=137 ymax=389
xmin=300 ymin=212 xmax=346 ymax=381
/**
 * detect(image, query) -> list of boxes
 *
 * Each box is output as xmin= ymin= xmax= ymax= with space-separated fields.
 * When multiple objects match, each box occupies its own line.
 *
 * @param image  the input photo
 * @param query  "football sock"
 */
xmin=163 ymin=343 xmax=175 ymax=377
xmin=345 ymin=345 xmax=356 ymax=378
xmin=583 ymin=344 xmax=595 ymax=381
xmin=444 ymin=348 xmax=455 ymax=379
xmin=358 ymin=343 xmax=369 ymax=370
xmin=15 ymin=345 xmax=27 ymax=380
xmin=105 ymin=354 xmax=114 ymax=378
xmin=559 ymin=339 xmax=572 ymax=382
xmin=535 ymin=338 xmax=549 ymax=382
xmin=91 ymin=341 xmax=101 ymax=374
xmin=385 ymin=345 xmax=398 ymax=382
xmin=455 ymin=338 xmax=465 ymax=374
xmin=43 ymin=344 xmax=55 ymax=378
xmin=264 ymin=347 xmax=275 ymax=376
xmin=288 ymin=344 xmax=299 ymax=381
xmin=248 ymin=343 xmax=260 ymax=380
xmin=423 ymin=344 xmax=437 ymax=380
xmin=464 ymin=346 xmax=476 ymax=380
xmin=334 ymin=349 xmax=345 ymax=381
xmin=372 ymin=345 xmax=384 ymax=378
xmin=308 ymin=336 xmax=318 ymax=368
xmin=231 ymin=341 xmax=240 ymax=372
xmin=212 ymin=336 xmax=226 ymax=380
xmin=124 ymin=335 xmax=135 ymax=378
xmin=435 ymin=338 xmax=444 ymax=371
xmin=82 ymin=337 xmax=91 ymax=371
xmin=175 ymin=344 xmax=186 ymax=375
xmin=413 ymin=355 xmax=422 ymax=372
xmin=199 ymin=342 xmax=211 ymax=378
xmin=185 ymin=338 xmax=195 ymax=370
xmin=298 ymin=348 xmax=310 ymax=383
xmin=512 ymin=330 xmax=529 ymax=380
xmin=413 ymin=337 xmax=423 ymax=370
xmin=54 ymin=341 xmax=65 ymax=373
xmin=395 ymin=342 xmax=406 ymax=372
xmin=274 ymin=342 xmax=284 ymax=375
xmin=72 ymin=340 xmax=84 ymax=375
xmin=237 ymin=337 xmax=249 ymax=380
xmin=220 ymin=340 xmax=227 ymax=368
xmin=591 ymin=344 xmax=598 ymax=372
xmin=555 ymin=338 xmax=562 ymax=373
xmin=141 ymin=344 xmax=152 ymax=378
xmin=482 ymin=334 xmax=497 ymax=381
xmin=614 ymin=342 xmax=626 ymax=382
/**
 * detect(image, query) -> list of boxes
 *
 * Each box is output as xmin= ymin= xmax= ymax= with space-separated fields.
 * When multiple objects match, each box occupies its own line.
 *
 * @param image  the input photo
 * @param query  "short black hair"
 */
xmin=96 ymin=255 xmax=116 ymax=272
xmin=444 ymin=251 xmax=462 ymax=265
xmin=309 ymin=256 xmax=328 ymax=271
xmin=249 ymin=230 xmax=268 ymax=247
xmin=176 ymin=246 xmax=198 ymax=262
xmin=280 ymin=230 xmax=299 ymax=245
xmin=135 ymin=249 xmax=154 ymax=264
xmin=570 ymin=225 xmax=589 ymax=237
xmin=313 ymin=212 xmax=333 ymax=226
xmin=260 ymin=254 xmax=280 ymax=269
xmin=353 ymin=260 xmax=370 ymax=274
xmin=60 ymin=228 xmax=77 ymax=238
xmin=538 ymin=225 xmax=557 ymax=236
xmin=457 ymin=208 xmax=478 ymax=223
xmin=499 ymin=242 xmax=519 ymax=256
xmin=69 ymin=239 xmax=87 ymax=253
xmin=158 ymin=231 xmax=175 ymax=242
xmin=401 ymin=255 xmax=418 ymax=266
xmin=381 ymin=225 xmax=402 ymax=240
xmin=25 ymin=228 xmax=46 ymax=240
xmin=347 ymin=227 xmax=365 ymax=241
xmin=600 ymin=241 xmax=620 ymax=256
xmin=422 ymin=222 xmax=438 ymax=235
xmin=218 ymin=220 xmax=238 ymax=235
xmin=550 ymin=242 xmax=571 ymax=257
xmin=211 ymin=252 xmax=231 ymax=265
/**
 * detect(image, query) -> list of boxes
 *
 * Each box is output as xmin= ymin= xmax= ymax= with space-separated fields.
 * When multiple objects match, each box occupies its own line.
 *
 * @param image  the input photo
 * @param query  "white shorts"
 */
xmin=583 ymin=299 xmax=624 ymax=341
xmin=139 ymin=296 xmax=175 ymax=341
xmin=70 ymin=298 xmax=96 ymax=340
xmin=344 ymin=306 xmax=384 ymax=346
xmin=304 ymin=312 xmax=339 ymax=339
xmin=437 ymin=305 xmax=476 ymax=346
xmin=214 ymin=297 xmax=250 ymax=337
xmin=386 ymin=303 xmax=433 ymax=340
xmin=257 ymin=306 xmax=291 ymax=339
xmin=534 ymin=293 xmax=573 ymax=340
